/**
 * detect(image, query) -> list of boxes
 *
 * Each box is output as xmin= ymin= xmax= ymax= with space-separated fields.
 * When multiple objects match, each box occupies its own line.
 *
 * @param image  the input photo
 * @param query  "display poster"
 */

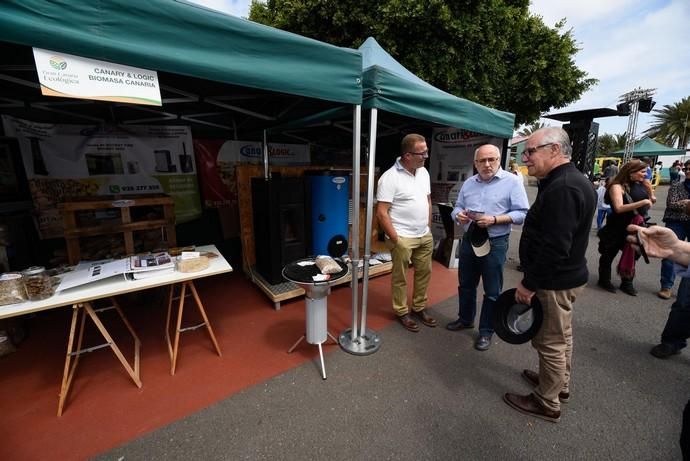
xmin=429 ymin=127 xmax=503 ymax=258
xmin=195 ymin=139 xmax=311 ymax=209
xmin=217 ymin=140 xmax=310 ymax=166
xmin=32 ymin=48 xmax=162 ymax=106
xmin=2 ymin=115 xmax=202 ymax=239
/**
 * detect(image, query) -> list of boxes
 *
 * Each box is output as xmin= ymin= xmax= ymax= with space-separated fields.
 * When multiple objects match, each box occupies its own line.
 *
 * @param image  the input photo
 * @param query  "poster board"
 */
xmin=429 ymin=127 xmax=503 ymax=266
xmin=2 ymin=115 xmax=201 ymax=239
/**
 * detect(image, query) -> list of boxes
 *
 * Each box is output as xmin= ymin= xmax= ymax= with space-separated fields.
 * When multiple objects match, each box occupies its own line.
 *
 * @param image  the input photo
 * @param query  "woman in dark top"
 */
xmin=597 ymin=160 xmax=653 ymax=295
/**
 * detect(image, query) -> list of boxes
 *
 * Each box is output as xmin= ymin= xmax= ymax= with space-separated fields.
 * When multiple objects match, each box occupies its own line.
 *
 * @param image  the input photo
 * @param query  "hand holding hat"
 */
xmin=491 ymin=287 xmax=543 ymax=344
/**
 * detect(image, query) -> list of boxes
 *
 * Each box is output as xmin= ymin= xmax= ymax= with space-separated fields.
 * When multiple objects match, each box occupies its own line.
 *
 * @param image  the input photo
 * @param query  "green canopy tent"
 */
xmin=611 ymin=137 xmax=686 ymax=157
xmin=0 ymin=0 xmax=365 ymax=177
xmin=359 ymin=37 xmax=514 ymax=138
xmin=0 ymin=0 xmax=362 ymax=104
xmin=272 ymin=37 xmax=515 ymax=354
xmin=0 ymin=1 xmax=370 ymax=332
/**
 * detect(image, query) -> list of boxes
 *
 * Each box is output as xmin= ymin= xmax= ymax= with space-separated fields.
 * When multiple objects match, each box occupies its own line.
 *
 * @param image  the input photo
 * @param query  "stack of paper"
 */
xmin=127 ymin=252 xmax=175 ymax=280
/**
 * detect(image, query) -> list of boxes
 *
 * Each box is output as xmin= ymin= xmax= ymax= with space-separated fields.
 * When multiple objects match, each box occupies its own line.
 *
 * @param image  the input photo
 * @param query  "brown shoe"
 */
xmin=503 ymin=392 xmax=560 ymax=423
xmin=521 ymin=369 xmax=570 ymax=403
xmin=412 ymin=309 xmax=437 ymax=327
xmin=657 ymin=288 xmax=672 ymax=300
xmin=398 ymin=314 xmax=420 ymax=332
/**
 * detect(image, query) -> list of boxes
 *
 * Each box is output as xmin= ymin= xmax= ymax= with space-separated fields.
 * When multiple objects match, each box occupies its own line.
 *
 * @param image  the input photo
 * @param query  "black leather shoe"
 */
xmin=650 ymin=343 xmax=680 ymax=359
xmin=597 ymin=280 xmax=616 ymax=293
xmin=620 ymin=282 xmax=638 ymax=296
xmin=446 ymin=319 xmax=474 ymax=331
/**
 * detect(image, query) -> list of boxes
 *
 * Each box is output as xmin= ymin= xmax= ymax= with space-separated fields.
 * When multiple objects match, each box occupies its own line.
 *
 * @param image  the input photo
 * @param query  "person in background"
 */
xmin=603 ymin=160 xmax=619 ymax=179
xmin=657 ymin=160 xmax=690 ymax=300
xmin=596 ymin=177 xmax=612 ymax=231
xmin=670 ymin=161 xmax=681 ymax=184
xmin=509 ymin=160 xmax=525 ymax=184
xmin=597 ymin=160 xmax=653 ymax=295
xmin=376 ymin=133 xmax=436 ymax=333
xmin=643 ymin=156 xmax=653 ymax=181
xmin=642 ymin=156 xmax=658 ymax=204
xmin=447 ymin=145 xmax=529 ymax=351
xmin=627 ymin=223 xmax=690 ymax=460
xmin=503 ymin=127 xmax=596 ymax=423
xmin=593 ymin=160 xmax=601 ymax=178
xmin=679 ymin=163 xmax=687 ymax=184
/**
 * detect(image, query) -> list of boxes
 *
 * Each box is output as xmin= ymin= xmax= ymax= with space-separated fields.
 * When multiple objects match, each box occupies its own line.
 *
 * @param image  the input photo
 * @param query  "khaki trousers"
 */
xmin=388 ymin=233 xmax=433 ymax=317
xmin=531 ymin=284 xmax=585 ymax=412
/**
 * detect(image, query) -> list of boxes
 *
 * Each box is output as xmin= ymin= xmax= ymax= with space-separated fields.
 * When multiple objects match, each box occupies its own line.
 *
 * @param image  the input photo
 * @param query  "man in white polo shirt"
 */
xmin=376 ymin=133 xmax=436 ymax=333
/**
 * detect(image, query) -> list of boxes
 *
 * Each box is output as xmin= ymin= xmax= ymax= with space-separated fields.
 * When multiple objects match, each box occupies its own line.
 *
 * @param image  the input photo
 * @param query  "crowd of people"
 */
xmin=376 ymin=128 xmax=688 ymax=454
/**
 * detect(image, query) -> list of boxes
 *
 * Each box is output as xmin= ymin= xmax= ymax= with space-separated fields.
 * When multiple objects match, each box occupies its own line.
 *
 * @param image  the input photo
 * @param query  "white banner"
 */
xmin=2 ymin=115 xmax=201 ymax=238
xmin=32 ymin=48 xmax=162 ymax=106
xmin=429 ymin=127 xmax=503 ymax=261
xmin=217 ymin=140 xmax=310 ymax=165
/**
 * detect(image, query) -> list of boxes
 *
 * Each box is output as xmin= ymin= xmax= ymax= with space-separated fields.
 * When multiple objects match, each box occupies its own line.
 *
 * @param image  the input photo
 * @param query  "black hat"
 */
xmin=468 ymin=222 xmax=490 ymax=257
xmin=490 ymin=288 xmax=543 ymax=344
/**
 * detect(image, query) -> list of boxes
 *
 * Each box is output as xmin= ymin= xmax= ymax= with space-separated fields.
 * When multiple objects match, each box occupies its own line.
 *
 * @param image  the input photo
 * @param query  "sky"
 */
xmin=191 ymin=0 xmax=690 ymax=139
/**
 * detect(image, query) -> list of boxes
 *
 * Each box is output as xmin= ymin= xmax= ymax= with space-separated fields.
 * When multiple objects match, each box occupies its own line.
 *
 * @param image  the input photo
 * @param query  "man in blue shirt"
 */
xmin=447 ymin=144 xmax=529 ymax=351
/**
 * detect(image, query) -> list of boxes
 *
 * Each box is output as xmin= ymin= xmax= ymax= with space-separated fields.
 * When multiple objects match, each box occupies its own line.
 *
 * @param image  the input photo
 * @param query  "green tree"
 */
xmin=597 ymin=132 xmax=626 ymax=156
xmin=249 ymin=0 xmax=596 ymax=125
xmin=644 ymin=96 xmax=690 ymax=149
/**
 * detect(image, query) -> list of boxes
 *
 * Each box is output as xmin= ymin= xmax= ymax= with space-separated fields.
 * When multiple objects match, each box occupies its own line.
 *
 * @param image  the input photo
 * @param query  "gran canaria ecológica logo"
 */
xmin=49 ymin=56 xmax=67 ymax=71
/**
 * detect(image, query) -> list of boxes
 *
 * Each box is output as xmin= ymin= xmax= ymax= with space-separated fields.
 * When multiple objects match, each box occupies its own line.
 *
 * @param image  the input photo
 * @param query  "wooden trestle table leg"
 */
xmin=166 ymin=280 xmax=222 ymax=376
xmin=57 ymin=299 xmax=142 ymax=417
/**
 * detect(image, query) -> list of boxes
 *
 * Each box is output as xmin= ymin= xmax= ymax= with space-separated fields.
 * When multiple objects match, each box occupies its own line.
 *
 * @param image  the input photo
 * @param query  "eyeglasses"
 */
xmin=475 ymin=157 xmax=499 ymax=164
xmin=408 ymin=150 xmax=429 ymax=157
xmin=524 ymin=143 xmax=554 ymax=156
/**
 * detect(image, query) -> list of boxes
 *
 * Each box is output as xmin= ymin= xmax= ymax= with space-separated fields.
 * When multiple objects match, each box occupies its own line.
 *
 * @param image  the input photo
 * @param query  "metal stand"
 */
xmin=286 ymin=284 xmax=339 ymax=379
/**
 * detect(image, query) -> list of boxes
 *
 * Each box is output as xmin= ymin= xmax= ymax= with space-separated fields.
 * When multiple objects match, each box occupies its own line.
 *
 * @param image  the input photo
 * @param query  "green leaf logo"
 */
xmin=49 ymin=56 xmax=67 ymax=70
xmin=109 ymin=185 xmax=121 ymax=193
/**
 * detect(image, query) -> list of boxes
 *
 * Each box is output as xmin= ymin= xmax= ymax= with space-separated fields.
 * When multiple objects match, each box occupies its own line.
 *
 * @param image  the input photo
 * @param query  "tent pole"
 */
xmin=262 ymin=129 xmax=269 ymax=180
xmin=346 ymin=105 xmax=361 ymax=340
xmin=340 ymin=107 xmax=381 ymax=355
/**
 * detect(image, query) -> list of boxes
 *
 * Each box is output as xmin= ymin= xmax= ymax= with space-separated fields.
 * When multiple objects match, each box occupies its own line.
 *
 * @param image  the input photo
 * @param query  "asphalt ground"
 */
xmin=97 ymin=184 xmax=689 ymax=461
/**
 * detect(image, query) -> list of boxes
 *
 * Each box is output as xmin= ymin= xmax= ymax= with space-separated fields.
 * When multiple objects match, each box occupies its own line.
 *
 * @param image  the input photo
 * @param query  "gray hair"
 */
xmin=535 ymin=127 xmax=572 ymax=159
xmin=473 ymin=144 xmax=501 ymax=160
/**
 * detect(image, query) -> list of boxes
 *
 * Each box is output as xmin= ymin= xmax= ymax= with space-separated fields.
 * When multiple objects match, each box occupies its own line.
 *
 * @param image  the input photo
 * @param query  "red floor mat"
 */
xmin=0 ymin=262 xmax=457 ymax=460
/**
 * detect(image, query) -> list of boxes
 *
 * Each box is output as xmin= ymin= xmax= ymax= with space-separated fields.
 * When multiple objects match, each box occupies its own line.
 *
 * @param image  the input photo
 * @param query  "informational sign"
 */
xmin=217 ymin=140 xmax=310 ymax=165
xmin=32 ymin=48 xmax=162 ymax=106
xmin=429 ymin=127 xmax=503 ymax=262
xmin=2 ymin=115 xmax=201 ymax=239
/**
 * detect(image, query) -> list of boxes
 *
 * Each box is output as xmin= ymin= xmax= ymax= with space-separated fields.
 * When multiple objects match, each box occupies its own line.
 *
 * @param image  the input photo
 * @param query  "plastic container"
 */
xmin=21 ymin=266 xmax=53 ymax=301
xmin=0 ymin=273 xmax=27 ymax=306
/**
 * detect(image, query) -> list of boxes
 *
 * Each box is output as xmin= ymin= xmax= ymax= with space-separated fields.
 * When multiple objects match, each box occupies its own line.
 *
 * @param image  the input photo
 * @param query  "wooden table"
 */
xmin=0 ymin=245 xmax=232 ymax=416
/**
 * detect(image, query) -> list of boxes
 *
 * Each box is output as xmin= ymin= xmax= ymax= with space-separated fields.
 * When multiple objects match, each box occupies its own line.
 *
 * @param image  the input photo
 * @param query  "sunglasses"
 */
xmin=408 ymin=150 xmax=429 ymax=157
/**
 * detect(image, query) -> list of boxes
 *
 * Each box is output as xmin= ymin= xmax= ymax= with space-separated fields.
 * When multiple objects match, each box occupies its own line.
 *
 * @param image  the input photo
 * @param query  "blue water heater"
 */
xmin=308 ymin=172 xmax=350 ymax=257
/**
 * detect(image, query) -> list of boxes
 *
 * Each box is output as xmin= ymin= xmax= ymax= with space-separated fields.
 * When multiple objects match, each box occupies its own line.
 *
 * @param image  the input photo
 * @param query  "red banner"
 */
xmin=194 ymin=139 xmax=235 ymax=209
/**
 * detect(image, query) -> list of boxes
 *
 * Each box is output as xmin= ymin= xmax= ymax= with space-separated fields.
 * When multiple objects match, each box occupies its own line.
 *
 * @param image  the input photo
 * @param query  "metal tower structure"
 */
xmin=619 ymin=88 xmax=656 ymax=163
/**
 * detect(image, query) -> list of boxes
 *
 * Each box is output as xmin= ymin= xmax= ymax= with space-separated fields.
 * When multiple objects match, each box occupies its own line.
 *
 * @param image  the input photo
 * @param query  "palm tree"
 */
xmin=518 ymin=121 xmax=547 ymax=137
xmin=597 ymin=133 xmax=627 ymax=156
xmin=644 ymin=96 xmax=690 ymax=149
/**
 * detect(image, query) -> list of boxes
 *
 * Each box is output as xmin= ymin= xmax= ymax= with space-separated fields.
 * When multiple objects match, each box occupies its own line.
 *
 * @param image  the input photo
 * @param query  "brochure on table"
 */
xmin=58 ymin=252 xmax=175 ymax=291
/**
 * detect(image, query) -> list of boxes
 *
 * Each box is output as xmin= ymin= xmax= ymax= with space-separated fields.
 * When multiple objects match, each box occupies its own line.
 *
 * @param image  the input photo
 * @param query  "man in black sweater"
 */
xmin=503 ymin=127 xmax=596 ymax=423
